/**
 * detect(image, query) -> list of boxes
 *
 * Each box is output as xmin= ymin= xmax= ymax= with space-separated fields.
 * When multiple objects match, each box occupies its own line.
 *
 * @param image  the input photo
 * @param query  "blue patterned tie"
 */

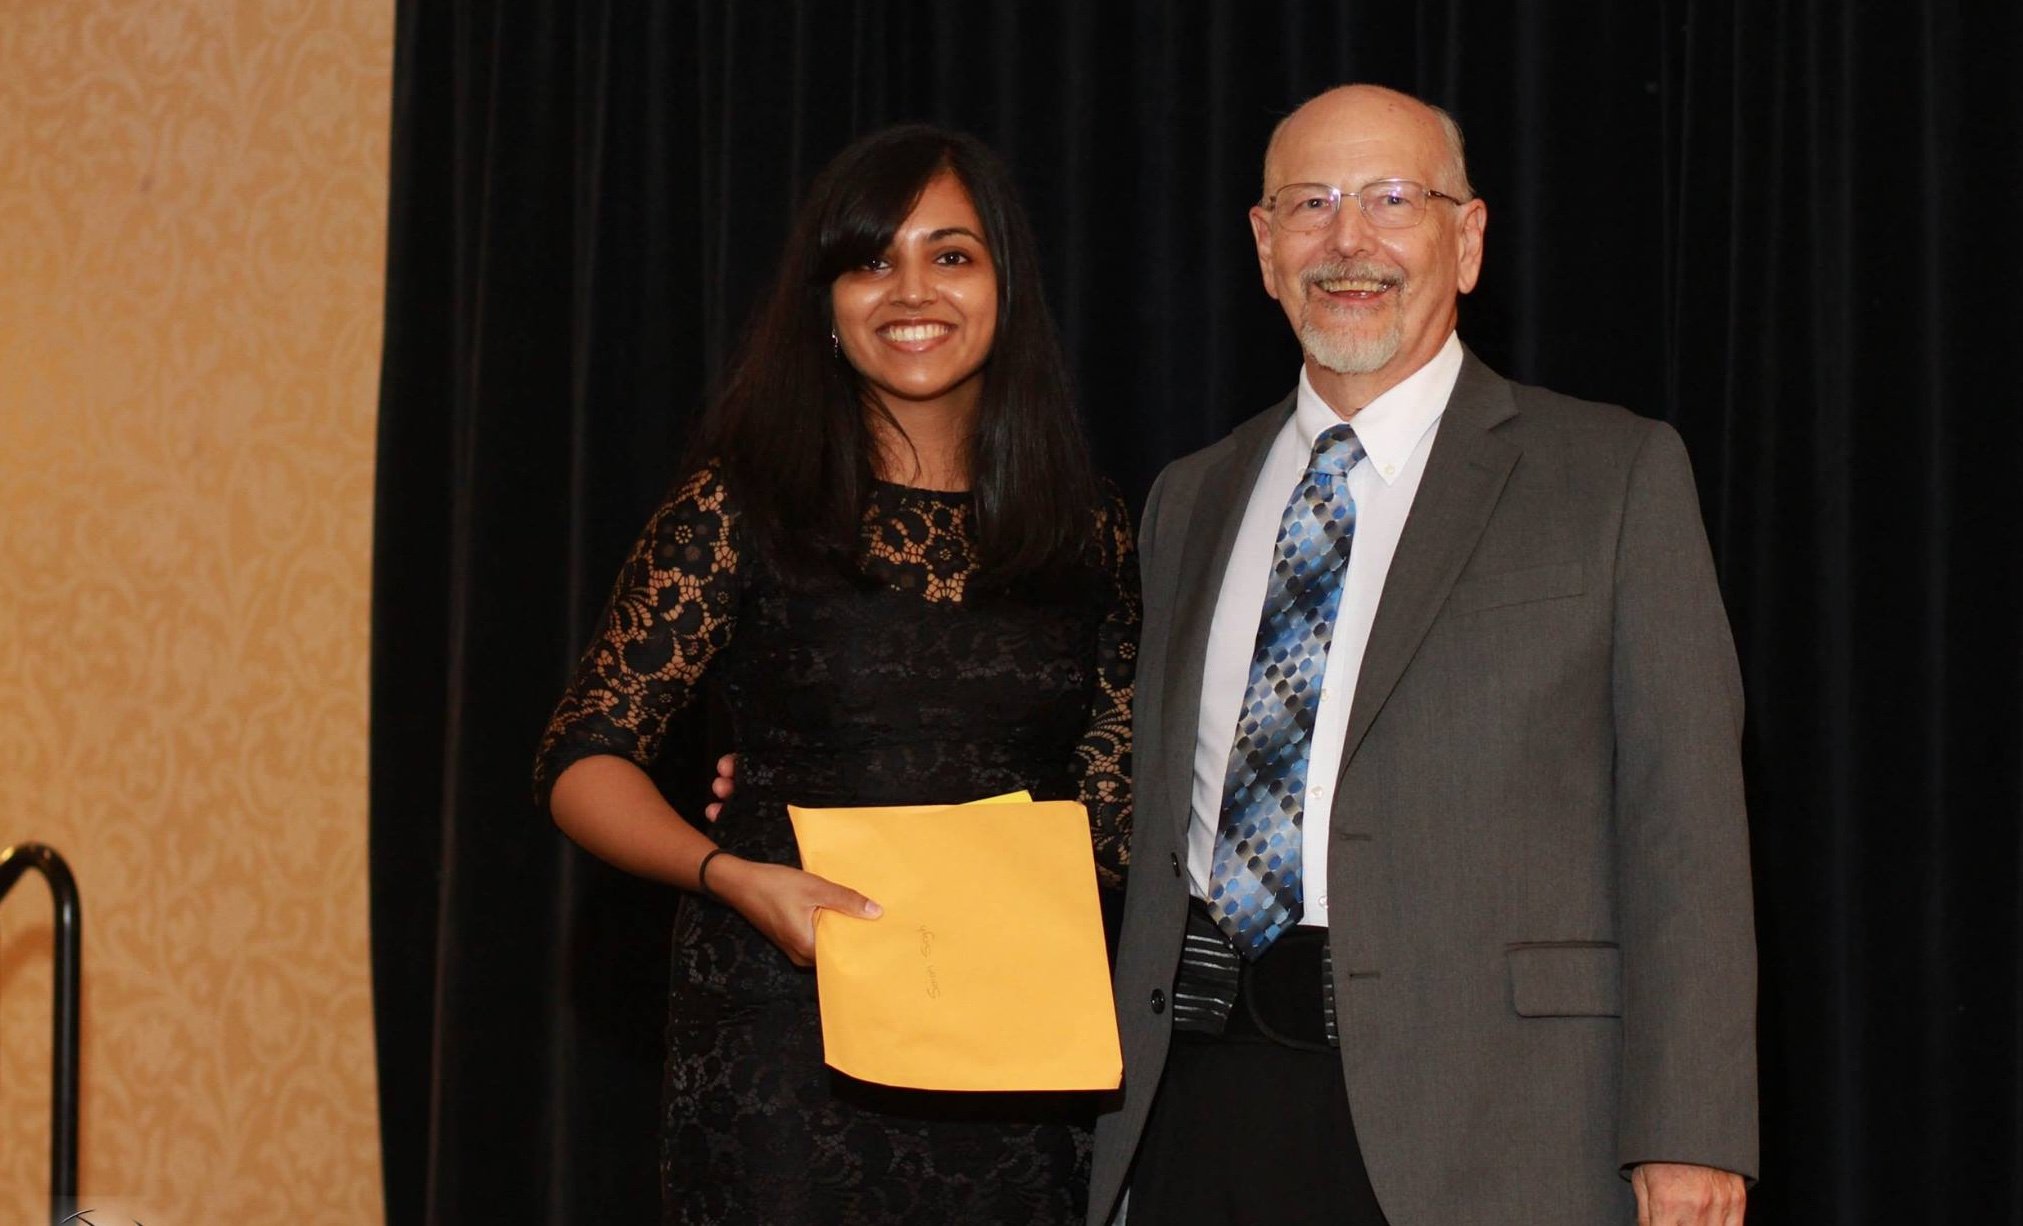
xmin=1207 ymin=424 xmax=1365 ymax=958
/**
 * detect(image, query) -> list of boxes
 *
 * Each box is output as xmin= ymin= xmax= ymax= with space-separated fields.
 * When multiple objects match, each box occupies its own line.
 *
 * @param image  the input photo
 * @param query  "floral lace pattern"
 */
xmin=534 ymin=465 xmax=1138 ymax=1223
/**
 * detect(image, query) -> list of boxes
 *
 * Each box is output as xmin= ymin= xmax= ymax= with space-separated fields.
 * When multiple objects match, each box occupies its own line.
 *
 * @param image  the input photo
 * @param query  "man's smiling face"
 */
xmin=1248 ymin=86 xmax=1486 ymax=406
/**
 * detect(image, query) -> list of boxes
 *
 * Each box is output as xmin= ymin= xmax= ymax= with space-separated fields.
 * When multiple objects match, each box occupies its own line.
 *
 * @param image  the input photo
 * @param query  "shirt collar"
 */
xmin=1292 ymin=331 xmax=1464 ymax=486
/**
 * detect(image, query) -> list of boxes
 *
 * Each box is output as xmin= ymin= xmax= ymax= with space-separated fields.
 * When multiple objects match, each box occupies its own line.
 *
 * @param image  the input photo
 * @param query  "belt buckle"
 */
xmin=1239 ymin=928 xmax=1337 ymax=1051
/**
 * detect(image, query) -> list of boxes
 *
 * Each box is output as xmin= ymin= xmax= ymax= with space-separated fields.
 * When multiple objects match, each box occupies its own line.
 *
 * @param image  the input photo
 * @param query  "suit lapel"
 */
xmin=1337 ymin=352 xmax=1521 ymax=773
xmin=1156 ymin=396 xmax=1295 ymax=837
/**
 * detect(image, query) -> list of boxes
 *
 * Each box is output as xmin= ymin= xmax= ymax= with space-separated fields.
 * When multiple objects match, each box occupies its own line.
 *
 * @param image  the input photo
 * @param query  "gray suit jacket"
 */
xmin=1090 ymin=352 xmax=1758 ymax=1225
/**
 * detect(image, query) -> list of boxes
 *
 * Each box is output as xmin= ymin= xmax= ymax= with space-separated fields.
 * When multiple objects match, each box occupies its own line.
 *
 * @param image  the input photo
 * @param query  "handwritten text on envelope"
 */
xmin=787 ymin=795 xmax=1122 ymax=1092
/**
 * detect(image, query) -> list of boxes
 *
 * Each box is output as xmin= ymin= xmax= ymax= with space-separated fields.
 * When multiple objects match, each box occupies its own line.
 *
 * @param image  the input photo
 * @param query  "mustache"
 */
xmin=1300 ymin=260 xmax=1402 ymax=289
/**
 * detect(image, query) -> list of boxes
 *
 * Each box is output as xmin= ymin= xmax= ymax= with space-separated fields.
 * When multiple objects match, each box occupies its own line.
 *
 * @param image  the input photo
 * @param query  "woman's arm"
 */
xmin=534 ymin=466 xmax=877 ymax=963
xmin=550 ymin=754 xmax=877 ymax=965
xmin=1073 ymin=485 xmax=1141 ymax=889
xmin=532 ymin=467 xmax=738 ymax=807
xmin=549 ymin=753 xmax=718 ymax=886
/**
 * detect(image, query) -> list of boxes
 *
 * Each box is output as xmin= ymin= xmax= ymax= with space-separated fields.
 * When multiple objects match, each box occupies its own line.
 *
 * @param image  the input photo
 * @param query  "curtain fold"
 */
xmin=372 ymin=1 xmax=2023 ymax=1219
xmin=1657 ymin=2 xmax=2023 ymax=1218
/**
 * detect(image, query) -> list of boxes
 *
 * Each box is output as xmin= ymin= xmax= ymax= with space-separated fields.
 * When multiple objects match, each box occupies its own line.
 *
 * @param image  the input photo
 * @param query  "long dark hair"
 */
xmin=688 ymin=124 xmax=1100 ymax=586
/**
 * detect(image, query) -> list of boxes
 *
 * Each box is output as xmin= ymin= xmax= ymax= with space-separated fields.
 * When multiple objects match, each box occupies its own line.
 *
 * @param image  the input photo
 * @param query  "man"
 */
xmin=1088 ymin=84 xmax=1757 ymax=1225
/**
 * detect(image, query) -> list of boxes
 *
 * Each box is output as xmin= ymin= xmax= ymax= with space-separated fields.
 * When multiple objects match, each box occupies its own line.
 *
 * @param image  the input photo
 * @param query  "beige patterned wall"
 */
xmin=0 ymin=1 xmax=390 ymax=1219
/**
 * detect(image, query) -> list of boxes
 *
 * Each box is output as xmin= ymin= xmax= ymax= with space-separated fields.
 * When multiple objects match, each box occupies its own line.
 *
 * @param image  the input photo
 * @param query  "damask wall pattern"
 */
xmin=0 ymin=1 xmax=390 ymax=1219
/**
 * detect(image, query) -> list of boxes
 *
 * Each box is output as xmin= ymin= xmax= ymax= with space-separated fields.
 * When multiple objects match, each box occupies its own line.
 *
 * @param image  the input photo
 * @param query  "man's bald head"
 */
xmin=1245 ymin=81 xmax=1488 ymax=411
xmin=1261 ymin=84 xmax=1474 ymax=202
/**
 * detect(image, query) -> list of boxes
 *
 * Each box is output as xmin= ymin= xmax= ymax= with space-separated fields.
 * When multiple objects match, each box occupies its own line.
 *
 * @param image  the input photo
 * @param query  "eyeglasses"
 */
xmin=1261 ymin=179 xmax=1468 ymax=232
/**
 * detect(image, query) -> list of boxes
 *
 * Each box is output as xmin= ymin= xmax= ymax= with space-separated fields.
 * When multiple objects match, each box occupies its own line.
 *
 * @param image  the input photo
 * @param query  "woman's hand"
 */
xmin=706 ymin=854 xmax=880 ymax=966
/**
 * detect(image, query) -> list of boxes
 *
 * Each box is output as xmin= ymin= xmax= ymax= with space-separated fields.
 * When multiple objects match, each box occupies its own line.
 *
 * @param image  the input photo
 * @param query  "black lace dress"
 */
xmin=534 ymin=467 xmax=1137 ymax=1225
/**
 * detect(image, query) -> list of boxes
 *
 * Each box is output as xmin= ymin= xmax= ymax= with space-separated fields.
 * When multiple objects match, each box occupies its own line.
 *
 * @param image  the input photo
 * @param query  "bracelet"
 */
xmin=696 ymin=848 xmax=729 ymax=900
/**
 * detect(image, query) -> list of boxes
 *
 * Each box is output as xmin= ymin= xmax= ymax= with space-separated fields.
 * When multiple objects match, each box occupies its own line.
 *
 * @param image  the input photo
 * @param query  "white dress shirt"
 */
xmin=1186 ymin=332 xmax=1463 ymax=927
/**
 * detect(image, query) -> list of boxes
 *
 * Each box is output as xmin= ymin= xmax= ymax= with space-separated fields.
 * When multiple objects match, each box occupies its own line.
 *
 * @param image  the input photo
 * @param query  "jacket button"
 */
xmin=1168 ymin=852 xmax=1181 ymax=877
xmin=1149 ymin=988 xmax=1166 ymax=1014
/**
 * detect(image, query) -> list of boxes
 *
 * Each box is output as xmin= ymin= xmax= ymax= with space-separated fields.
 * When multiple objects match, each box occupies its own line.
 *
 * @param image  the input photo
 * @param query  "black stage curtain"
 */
xmin=370 ymin=2 xmax=2023 ymax=1221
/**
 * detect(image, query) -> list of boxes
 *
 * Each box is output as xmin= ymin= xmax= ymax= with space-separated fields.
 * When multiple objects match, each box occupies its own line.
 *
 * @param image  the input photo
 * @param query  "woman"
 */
xmin=533 ymin=125 xmax=1136 ymax=1224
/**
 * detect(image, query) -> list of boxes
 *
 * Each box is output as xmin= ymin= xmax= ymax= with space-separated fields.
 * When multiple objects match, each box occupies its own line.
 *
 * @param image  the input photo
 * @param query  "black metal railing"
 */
xmin=0 ymin=842 xmax=81 ymax=1224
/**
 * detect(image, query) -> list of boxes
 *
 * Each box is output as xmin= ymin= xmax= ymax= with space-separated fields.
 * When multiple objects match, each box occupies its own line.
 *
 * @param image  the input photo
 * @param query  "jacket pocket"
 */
xmin=1506 ymin=941 xmax=1621 ymax=1018
xmin=1445 ymin=560 xmax=1586 ymax=616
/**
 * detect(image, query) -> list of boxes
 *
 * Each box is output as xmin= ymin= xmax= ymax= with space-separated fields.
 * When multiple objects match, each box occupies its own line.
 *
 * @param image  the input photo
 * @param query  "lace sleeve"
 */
xmin=1075 ymin=484 xmax=1139 ymax=889
xmin=532 ymin=466 xmax=739 ymax=808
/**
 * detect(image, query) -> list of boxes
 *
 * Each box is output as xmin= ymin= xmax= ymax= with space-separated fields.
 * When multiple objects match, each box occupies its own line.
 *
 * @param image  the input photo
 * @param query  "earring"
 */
xmin=830 ymin=330 xmax=840 ymax=357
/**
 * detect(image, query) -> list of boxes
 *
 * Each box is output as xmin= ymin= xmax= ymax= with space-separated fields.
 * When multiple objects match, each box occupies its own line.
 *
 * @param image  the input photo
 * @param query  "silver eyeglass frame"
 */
xmin=1260 ymin=178 xmax=1470 ymax=231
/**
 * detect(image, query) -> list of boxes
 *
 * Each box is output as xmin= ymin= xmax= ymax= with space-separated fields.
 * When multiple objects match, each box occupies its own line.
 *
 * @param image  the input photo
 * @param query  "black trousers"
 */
xmin=1126 ymin=926 xmax=1390 ymax=1226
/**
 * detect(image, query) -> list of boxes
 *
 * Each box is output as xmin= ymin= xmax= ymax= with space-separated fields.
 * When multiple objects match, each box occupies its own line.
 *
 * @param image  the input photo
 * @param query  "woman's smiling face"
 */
xmin=830 ymin=170 xmax=999 ymax=420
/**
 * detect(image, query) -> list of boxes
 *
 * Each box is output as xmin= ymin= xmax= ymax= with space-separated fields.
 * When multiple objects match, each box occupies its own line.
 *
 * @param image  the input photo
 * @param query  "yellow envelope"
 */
xmin=787 ymin=794 xmax=1122 ymax=1092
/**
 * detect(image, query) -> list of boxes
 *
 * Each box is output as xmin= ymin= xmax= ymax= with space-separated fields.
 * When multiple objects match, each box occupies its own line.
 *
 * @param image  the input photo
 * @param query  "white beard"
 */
xmin=1299 ymin=303 xmax=1406 ymax=375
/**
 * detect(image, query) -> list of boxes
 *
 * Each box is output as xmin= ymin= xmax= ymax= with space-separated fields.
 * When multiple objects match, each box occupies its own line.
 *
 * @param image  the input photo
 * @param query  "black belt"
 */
xmin=1172 ymin=898 xmax=1340 ymax=1051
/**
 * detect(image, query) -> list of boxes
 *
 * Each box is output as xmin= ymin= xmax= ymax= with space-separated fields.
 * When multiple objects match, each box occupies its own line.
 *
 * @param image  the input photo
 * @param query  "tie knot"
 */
xmin=1309 ymin=424 xmax=1365 ymax=478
